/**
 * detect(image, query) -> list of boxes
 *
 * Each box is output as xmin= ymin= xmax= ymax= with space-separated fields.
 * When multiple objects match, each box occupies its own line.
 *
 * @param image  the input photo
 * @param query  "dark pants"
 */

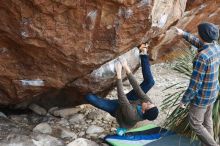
xmin=85 ymin=55 xmax=155 ymax=116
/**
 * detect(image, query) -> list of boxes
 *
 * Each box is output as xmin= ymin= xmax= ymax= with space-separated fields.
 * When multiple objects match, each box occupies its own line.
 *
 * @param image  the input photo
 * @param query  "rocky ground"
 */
xmin=0 ymin=62 xmax=189 ymax=146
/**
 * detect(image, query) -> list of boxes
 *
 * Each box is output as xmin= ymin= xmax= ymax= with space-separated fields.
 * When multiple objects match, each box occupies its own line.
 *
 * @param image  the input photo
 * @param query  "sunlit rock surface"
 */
xmin=0 ymin=0 xmax=218 ymax=108
xmin=150 ymin=0 xmax=220 ymax=61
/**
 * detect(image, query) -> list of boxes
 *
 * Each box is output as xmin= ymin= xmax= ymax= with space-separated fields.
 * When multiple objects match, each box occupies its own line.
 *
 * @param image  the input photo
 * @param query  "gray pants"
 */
xmin=189 ymin=104 xmax=218 ymax=146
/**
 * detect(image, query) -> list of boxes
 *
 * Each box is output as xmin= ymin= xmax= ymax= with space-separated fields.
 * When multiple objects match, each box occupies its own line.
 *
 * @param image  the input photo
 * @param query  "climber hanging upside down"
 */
xmin=85 ymin=44 xmax=159 ymax=129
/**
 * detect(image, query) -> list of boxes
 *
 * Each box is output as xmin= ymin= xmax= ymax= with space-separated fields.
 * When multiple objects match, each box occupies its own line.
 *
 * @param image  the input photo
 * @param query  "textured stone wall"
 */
xmin=150 ymin=0 xmax=220 ymax=61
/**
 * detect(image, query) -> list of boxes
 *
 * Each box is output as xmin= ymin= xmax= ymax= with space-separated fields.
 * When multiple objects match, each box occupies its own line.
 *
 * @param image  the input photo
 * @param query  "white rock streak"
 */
xmin=91 ymin=47 xmax=140 ymax=80
xmin=86 ymin=10 xmax=97 ymax=30
xmin=20 ymin=79 xmax=44 ymax=86
xmin=152 ymin=13 xmax=168 ymax=28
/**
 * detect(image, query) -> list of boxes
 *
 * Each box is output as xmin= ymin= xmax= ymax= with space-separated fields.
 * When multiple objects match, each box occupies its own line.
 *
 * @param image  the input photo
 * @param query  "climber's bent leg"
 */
xmin=85 ymin=93 xmax=119 ymax=116
xmin=126 ymin=55 xmax=155 ymax=101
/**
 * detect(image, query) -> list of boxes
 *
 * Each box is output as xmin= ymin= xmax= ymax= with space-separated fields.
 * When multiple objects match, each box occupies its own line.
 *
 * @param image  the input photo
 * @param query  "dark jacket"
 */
xmin=115 ymin=73 xmax=152 ymax=128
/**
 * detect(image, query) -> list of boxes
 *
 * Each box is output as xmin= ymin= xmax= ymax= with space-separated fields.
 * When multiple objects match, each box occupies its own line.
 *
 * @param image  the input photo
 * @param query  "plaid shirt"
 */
xmin=181 ymin=32 xmax=220 ymax=107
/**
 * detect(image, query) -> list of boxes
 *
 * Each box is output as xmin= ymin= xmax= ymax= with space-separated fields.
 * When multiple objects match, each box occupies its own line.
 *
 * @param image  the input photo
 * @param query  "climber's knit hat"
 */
xmin=198 ymin=22 xmax=219 ymax=43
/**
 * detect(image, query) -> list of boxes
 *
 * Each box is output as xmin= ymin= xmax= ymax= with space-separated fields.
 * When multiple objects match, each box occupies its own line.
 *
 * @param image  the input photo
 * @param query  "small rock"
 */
xmin=87 ymin=112 xmax=97 ymax=120
xmin=9 ymin=114 xmax=29 ymax=124
xmin=73 ymin=124 xmax=79 ymax=128
xmin=86 ymin=125 xmax=104 ymax=135
xmin=99 ymin=134 xmax=106 ymax=139
xmin=80 ymin=120 xmax=86 ymax=125
xmin=28 ymin=114 xmax=48 ymax=124
xmin=32 ymin=134 xmax=64 ymax=146
xmin=67 ymin=138 xmax=99 ymax=146
xmin=78 ymin=131 xmax=85 ymax=137
xmin=105 ymin=113 xmax=115 ymax=121
xmin=87 ymin=111 xmax=102 ymax=120
xmin=60 ymin=128 xmax=77 ymax=139
xmin=29 ymin=104 xmax=47 ymax=116
xmin=86 ymin=119 xmax=92 ymax=123
xmin=79 ymin=105 xmax=85 ymax=109
xmin=33 ymin=123 xmax=52 ymax=134
xmin=57 ymin=118 xmax=69 ymax=126
xmin=89 ymin=134 xmax=98 ymax=139
xmin=84 ymin=110 xmax=90 ymax=116
xmin=100 ymin=123 xmax=105 ymax=127
xmin=91 ymin=121 xmax=96 ymax=125
xmin=53 ymin=108 xmax=81 ymax=118
xmin=69 ymin=114 xmax=84 ymax=124
xmin=1 ymin=134 xmax=35 ymax=146
xmin=85 ymin=135 xmax=91 ymax=139
xmin=0 ymin=112 xmax=7 ymax=118
xmin=48 ymin=107 xmax=59 ymax=114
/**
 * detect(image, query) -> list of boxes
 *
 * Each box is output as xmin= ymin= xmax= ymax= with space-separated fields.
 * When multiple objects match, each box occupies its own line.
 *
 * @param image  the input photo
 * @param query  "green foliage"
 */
xmin=161 ymin=48 xmax=220 ymax=141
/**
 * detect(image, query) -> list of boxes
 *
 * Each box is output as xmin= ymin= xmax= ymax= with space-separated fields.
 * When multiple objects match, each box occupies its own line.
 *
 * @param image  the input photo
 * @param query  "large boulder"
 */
xmin=0 ymin=0 xmax=218 ymax=108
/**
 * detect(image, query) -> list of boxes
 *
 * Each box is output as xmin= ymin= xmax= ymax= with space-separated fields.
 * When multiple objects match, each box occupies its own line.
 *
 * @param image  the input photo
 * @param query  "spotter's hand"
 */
xmin=174 ymin=27 xmax=184 ymax=36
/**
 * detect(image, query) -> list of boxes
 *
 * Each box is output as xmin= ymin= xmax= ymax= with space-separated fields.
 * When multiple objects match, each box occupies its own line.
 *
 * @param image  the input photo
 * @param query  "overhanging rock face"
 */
xmin=0 ymin=0 xmax=218 ymax=108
